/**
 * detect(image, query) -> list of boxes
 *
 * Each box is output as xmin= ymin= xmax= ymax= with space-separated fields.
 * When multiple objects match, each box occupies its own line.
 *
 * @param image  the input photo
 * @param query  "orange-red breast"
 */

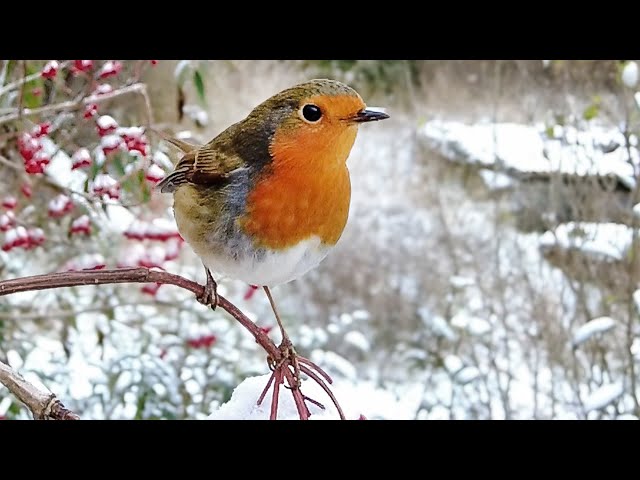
xmin=156 ymin=79 xmax=388 ymax=354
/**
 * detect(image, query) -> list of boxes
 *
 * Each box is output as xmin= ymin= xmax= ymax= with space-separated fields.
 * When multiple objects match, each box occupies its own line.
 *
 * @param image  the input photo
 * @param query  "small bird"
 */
xmin=156 ymin=78 xmax=389 ymax=373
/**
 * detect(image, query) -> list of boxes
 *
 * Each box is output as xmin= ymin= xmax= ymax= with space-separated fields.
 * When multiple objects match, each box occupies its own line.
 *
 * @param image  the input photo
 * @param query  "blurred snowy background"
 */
xmin=1 ymin=60 xmax=640 ymax=419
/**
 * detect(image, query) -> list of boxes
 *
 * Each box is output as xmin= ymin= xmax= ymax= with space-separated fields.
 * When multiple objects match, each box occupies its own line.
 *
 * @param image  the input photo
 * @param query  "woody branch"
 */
xmin=1 ymin=267 xmax=338 ymax=419
xmin=0 ymin=360 xmax=79 ymax=420
xmin=0 ymin=267 xmax=280 ymax=359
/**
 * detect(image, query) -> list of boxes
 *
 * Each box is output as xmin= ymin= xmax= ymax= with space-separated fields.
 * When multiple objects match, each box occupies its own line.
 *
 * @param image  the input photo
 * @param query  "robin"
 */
xmin=156 ymin=78 xmax=389 ymax=376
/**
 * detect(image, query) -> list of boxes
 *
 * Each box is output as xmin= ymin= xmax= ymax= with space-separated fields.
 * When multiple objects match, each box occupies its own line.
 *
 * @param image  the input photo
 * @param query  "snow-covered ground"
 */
xmin=207 ymin=374 xmax=423 ymax=420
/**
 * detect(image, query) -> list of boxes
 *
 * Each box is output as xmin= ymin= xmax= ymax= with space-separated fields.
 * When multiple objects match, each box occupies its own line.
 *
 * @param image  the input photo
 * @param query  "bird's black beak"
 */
xmin=351 ymin=108 xmax=390 ymax=123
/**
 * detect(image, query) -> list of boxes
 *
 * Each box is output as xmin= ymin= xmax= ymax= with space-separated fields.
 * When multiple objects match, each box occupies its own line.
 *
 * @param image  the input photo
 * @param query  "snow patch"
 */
xmin=540 ymin=222 xmax=633 ymax=261
xmin=344 ymin=331 xmax=370 ymax=351
xmin=455 ymin=367 xmax=481 ymax=384
xmin=478 ymin=169 xmax=515 ymax=190
xmin=207 ymin=374 xmax=422 ymax=420
xmin=583 ymin=382 xmax=624 ymax=412
xmin=451 ymin=311 xmax=492 ymax=336
xmin=571 ymin=316 xmax=617 ymax=347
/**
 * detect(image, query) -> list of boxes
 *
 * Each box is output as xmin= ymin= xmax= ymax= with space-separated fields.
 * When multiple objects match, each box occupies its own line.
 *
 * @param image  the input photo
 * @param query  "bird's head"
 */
xmin=245 ymin=79 xmax=389 ymax=169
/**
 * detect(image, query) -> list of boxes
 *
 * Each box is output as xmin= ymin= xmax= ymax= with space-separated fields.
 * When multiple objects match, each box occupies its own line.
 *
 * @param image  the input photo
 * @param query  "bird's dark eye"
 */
xmin=301 ymin=104 xmax=322 ymax=122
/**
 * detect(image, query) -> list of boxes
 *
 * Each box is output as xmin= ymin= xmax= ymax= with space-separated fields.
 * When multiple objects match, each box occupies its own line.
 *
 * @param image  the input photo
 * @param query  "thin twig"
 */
xmin=0 ymin=83 xmax=150 ymax=127
xmin=298 ymin=357 xmax=333 ymax=384
xmin=270 ymin=369 xmax=283 ymax=420
xmin=0 ymin=61 xmax=71 ymax=99
xmin=299 ymin=365 xmax=346 ymax=419
xmin=0 ymin=60 xmax=9 ymax=88
xmin=0 ymin=154 xmax=22 ymax=172
xmin=302 ymin=395 xmax=325 ymax=410
xmin=257 ymin=370 xmax=277 ymax=406
xmin=17 ymin=61 xmax=27 ymax=119
xmin=283 ymin=369 xmax=312 ymax=419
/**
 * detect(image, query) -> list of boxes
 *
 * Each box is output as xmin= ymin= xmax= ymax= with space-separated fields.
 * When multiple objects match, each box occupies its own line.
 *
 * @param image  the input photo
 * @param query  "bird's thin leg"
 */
xmin=263 ymin=286 xmax=301 ymax=386
xmin=197 ymin=266 xmax=218 ymax=310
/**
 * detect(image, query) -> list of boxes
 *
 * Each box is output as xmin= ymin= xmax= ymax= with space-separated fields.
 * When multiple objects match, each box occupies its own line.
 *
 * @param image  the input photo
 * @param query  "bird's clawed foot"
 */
xmin=257 ymin=285 xmax=346 ymax=420
xmin=267 ymin=336 xmax=302 ymax=388
xmin=260 ymin=342 xmax=346 ymax=420
xmin=197 ymin=268 xmax=218 ymax=310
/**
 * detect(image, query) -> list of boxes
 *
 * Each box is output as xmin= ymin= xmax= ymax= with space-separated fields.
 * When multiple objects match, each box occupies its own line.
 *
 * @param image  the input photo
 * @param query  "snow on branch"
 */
xmin=0 ymin=82 xmax=153 ymax=127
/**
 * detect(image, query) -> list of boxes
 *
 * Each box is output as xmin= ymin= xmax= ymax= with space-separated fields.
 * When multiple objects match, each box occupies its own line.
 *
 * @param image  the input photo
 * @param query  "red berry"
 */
xmin=98 ymin=61 xmax=122 ymax=79
xmin=70 ymin=215 xmax=91 ymax=235
xmin=26 ymin=228 xmax=45 ymax=249
xmin=91 ymin=174 xmax=121 ymax=199
xmin=141 ymin=283 xmax=162 ymax=296
xmin=145 ymin=164 xmax=165 ymax=183
xmin=0 ymin=211 xmax=16 ymax=232
xmin=96 ymin=115 xmax=118 ymax=137
xmin=71 ymin=148 xmax=92 ymax=170
xmin=1 ymin=196 xmax=17 ymax=210
xmin=48 ymin=194 xmax=74 ymax=218
xmin=24 ymin=160 xmax=44 ymax=175
xmin=101 ymin=134 xmax=123 ymax=156
xmin=2 ymin=226 xmax=29 ymax=251
xmin=17 ymin=133 xmax=41 ymax=162
xmin=32 ymin=122 xmax=51 ymax=138
xmin=20 ymin=184 xmax=32 ymax=198
xmin=74 ymin=60 xmax=93 ymax=72
xmin=41 ymin=61 xmax=59 ymax=79
xmin=244 ymin=285 xmax=259 ymax=300
xmin=83 ymin=104 xmax=98 ymax=119
xmin=33 ymin=150 xmax=50 ymax=166
xmin=187 ymin=334 xmax=217 ymax=349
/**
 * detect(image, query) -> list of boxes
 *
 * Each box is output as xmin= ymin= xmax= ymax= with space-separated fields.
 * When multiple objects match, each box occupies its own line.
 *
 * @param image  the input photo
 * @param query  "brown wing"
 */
xmin=155 ymin=133 xmax=245 ymax=194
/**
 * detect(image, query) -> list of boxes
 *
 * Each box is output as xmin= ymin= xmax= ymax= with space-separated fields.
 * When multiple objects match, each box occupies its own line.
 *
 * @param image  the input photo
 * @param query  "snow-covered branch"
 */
xmin=0 ymin=83 xmax=153 ymax=127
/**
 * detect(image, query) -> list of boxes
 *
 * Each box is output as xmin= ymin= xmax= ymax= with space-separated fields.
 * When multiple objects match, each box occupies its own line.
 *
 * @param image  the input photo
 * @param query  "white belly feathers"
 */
xmin=198 ymin=235 xmax=332 ymax=286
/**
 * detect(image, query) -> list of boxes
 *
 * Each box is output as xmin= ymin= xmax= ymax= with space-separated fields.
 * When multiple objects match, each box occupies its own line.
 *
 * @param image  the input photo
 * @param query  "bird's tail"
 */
xmin=149 ymin=127 xmax=198 ymax=154
xmin=148 ymin=128 xmax=199 ymax=193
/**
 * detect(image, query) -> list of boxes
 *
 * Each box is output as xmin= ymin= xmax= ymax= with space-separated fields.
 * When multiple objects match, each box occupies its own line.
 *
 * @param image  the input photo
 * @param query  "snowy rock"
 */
xmin=571 ymin=316 xmax=617 ymax=347
xmin=449 ymin=275 xmax=475 ymax=288
xmin=444 ymin=355 xmax=463 ymax=374
xmin=583 ymin=382 xmax=624 ymax=412
xmin=344 ymin=331 xmax=370 ymax=351
xmin=478 ymin=169 xmax=515 ymax=190
xmin=451 ymin=311 xmax=492 ymax=336
xmin=421 ymin=120 xmax=638 ymax=190
xmin=540 ymin=222 xmax=633 ymax=262
xmin=419 ymin=308 xmax=457 ymax=341
xmin=454 ymin=366 xmax=481 ymax=384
